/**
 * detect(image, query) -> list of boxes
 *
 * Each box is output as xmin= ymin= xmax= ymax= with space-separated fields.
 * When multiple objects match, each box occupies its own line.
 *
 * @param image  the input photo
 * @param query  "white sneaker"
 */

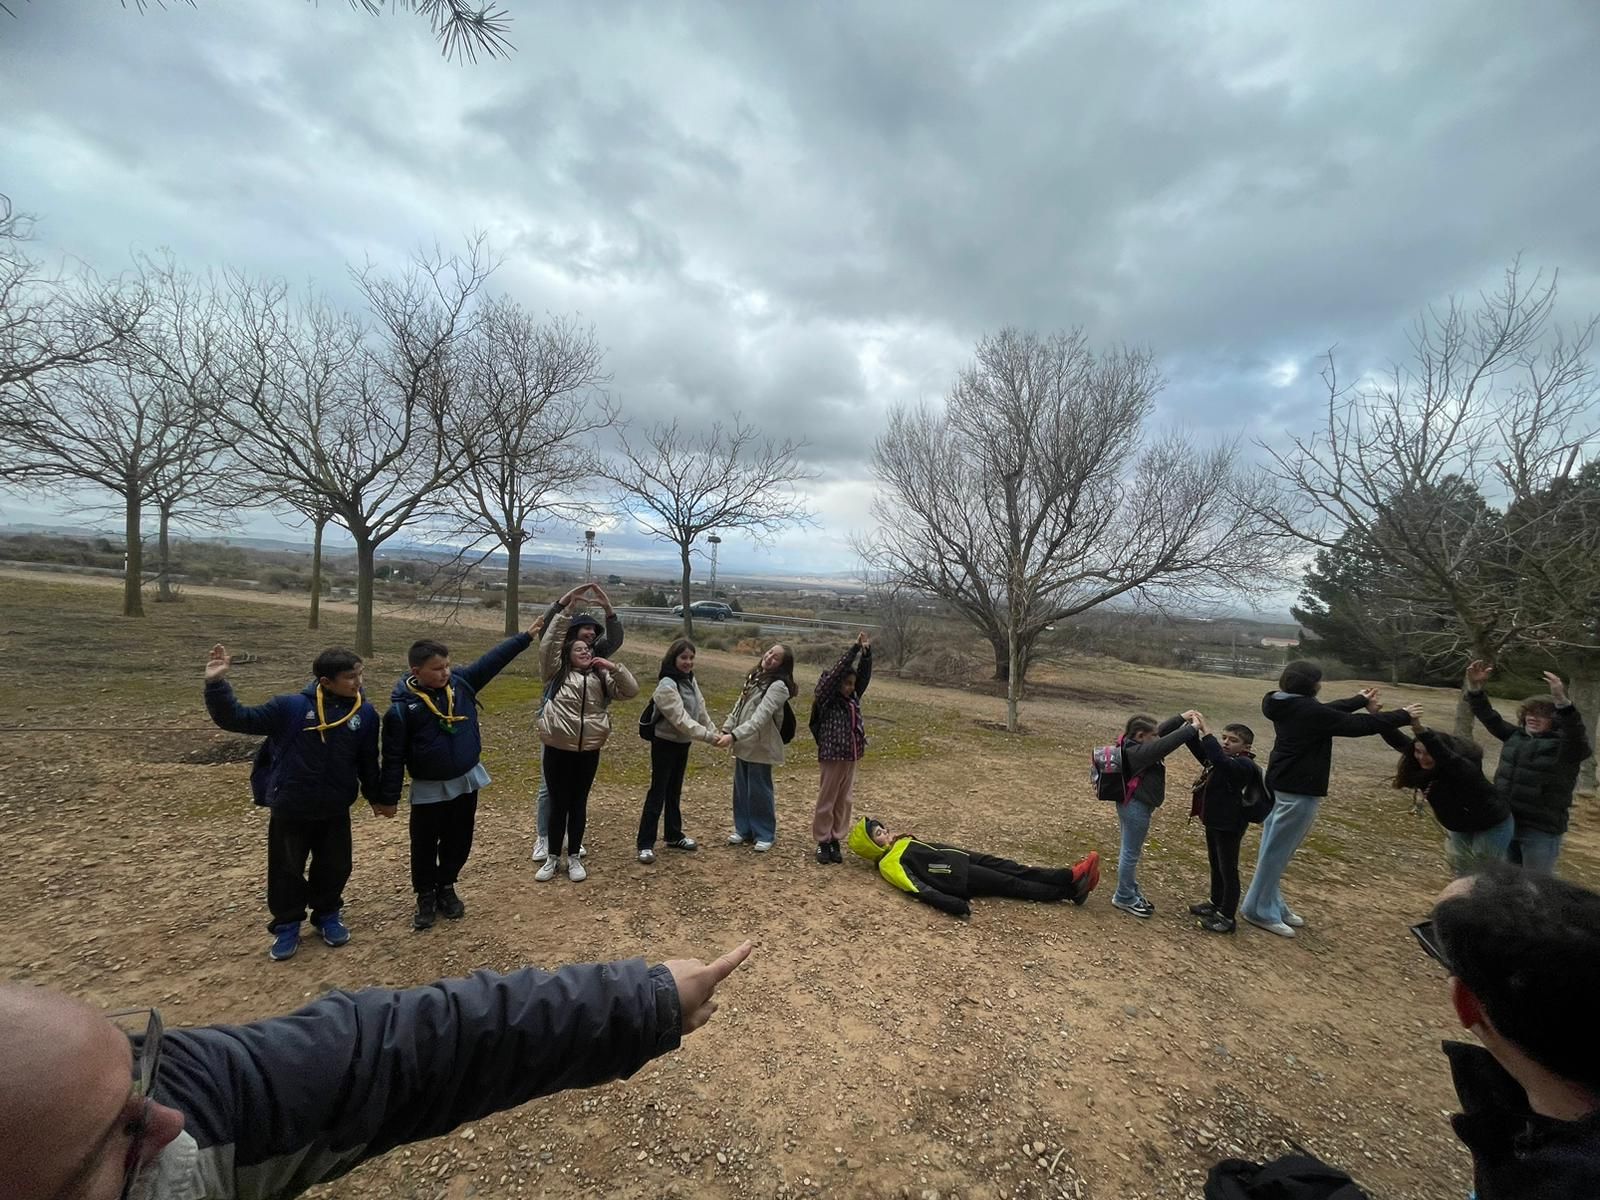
xmin=579 ymin=843 xmax=588 ymax=859
xmin=534 ymin=857 xmax=558 ymax=882
xmin=727 ymin=833 xmax=747 ymax=845
xmin=638 ymin=849 xmax=656 ymax=864
xmin=1241 ymin=911 xmax=1295 ymax=938
xmin=567 ymin=858 xmax=587 ymax=882
xmin=1282 ymin=908 xmax=1306 ymax=929
xmin=753 ymin=841 xmax=773 ymax=853
xmin=532 ymin=836 xmax=549 ymax=863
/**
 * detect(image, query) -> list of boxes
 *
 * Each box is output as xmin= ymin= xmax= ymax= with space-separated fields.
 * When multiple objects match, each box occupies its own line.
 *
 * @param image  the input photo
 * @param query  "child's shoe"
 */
xmin=828 ymin=840 xmax=843 ymax=863
xmin=269 ymin=921 xmax=301 ymax=961
xmin=436 ymin=885 xmax=465 ymax=920
xmin=1189 ymin=901 xmax=1218 ymax=918
xmin=312 ymin=911 xmax=350 ymax=947
xmin=1201 ymin=913 xmax=1237 ymax=934
xmin=567 ymin=858 xmax=587 ymax=882
xmin=413 ymin=892 xmax=437 ymax=931
xmin=532 ymin=836 xmax=549 ymax=862
xmin=665 ymin=836 xmax=699 ymax=851
xmin=815 ymin=843 xmax=831 ymax=865
xmin=534 ymin=858 xmax=559 ymax=883
xmin=753 ymin=841 xmax=773 ymax=853
xmin=1070 ymin=852 xmax=1101 ymax=905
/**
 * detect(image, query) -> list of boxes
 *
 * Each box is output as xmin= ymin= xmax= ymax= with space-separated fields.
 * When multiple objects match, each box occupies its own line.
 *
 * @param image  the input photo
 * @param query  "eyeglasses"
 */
xmin=108 ymin=1008 xmax=165 ymax=1200
xmin=1409 ymin=920 xmax=1453 ymax=973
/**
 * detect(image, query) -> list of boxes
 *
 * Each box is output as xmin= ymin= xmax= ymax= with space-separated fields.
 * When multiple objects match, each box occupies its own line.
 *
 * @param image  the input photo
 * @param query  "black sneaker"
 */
xmin=816 ymin=843 xmax=831 ymax=865
xmin=436 ymin=885 xmax=466 ymax=920
xmin=1201 ymin=913 xmax=1237 ymax=934
xmin=1189 ymin=901 xmax=1218 ymax=918
xmin=1111 ymin=895 xmax=1155 ymax=919
xmin=828 ymin=840 xmax=843 ymax=863
xmin=412 ymin=892 xmax=437 ymax=931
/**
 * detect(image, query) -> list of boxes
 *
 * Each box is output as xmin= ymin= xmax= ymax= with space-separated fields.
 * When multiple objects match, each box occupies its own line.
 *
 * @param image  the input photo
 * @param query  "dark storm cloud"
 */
xmin=2 ymin=0 xmax=1598 ymax=573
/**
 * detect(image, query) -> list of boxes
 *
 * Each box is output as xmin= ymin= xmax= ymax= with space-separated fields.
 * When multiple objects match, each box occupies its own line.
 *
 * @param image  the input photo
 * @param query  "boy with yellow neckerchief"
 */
xmin=382 ymin=622 xmax=541 ymax=932
xmin=203 ymin=643 xmax=383 ymax=962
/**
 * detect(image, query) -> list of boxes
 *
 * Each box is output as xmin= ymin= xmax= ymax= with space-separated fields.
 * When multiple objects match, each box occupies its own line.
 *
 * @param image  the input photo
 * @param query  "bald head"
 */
xmin=0 ymin=983 xmax=138 ymax=1200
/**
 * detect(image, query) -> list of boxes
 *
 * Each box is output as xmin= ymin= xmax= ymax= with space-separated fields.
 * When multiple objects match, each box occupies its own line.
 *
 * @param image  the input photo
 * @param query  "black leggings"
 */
xmin=543 ymin=745 xmax=601 ymax=858
xmin=965 ymin=852 xmax=1076 ymax=902
xmin=639 ymin=737 xmax=690 ymax=849
xmin=1206 ymin=827 xmax=1245 ymax=918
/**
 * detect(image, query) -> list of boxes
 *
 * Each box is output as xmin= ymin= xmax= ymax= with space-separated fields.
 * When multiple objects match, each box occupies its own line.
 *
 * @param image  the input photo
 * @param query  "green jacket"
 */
xmin=847 ymin=818 xmax=973 ymax=918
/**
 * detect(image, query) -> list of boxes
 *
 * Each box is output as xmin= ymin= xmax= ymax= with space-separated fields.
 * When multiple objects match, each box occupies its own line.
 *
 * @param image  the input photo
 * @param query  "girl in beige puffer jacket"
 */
xmin=536 ymin=607 xmax=639 ymax=881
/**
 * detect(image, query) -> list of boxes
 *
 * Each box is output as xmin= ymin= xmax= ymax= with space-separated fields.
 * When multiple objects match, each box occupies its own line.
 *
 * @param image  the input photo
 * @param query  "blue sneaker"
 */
xmin=269 ymin=922 xmax=302 ymax=961
xmin=313 ymin=911 xmax=351 ymax=948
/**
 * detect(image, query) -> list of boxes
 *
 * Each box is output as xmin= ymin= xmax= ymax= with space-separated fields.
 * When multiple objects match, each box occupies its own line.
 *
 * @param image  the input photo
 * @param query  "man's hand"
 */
xmin=664 ymin=941 xmax=753 ymax=1035
xmin=1181 ymin=709 xmax=1203 ymax=726
xmin=369 ymin=803 xmax=397 ymax=819
xmin=588 ymin=583 xmax=613 ymax=613
xmin=1402 ymin=703 xmax=1424 ymax=722
xmin=527 ymin=615 xmax=547 ymax=638
xmin=1465 ymin=660 xmax=1494 ymax=689
xmin=1544 ymin=671 xmax=1570 ymax=706
xmin=205 ymin=643 xmax=231 ymax=683
xmin=713 ymin=732 xmax=733 ymax=749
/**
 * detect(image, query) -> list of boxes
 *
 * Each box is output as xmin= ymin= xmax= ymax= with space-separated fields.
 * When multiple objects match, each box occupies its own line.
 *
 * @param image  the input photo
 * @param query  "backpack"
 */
xmin=779 ymin=700 xmax=797 ymax=744
xmin=1090 ymin=737 xmax=1137 ymax=803
xmin=1205 ymin=1154 xmax=1368 ymax=1199
xmin=1241 ymin=767 xmax=1276 ymax=824
xmin=638 ymin=698 xmax=658 ymax=741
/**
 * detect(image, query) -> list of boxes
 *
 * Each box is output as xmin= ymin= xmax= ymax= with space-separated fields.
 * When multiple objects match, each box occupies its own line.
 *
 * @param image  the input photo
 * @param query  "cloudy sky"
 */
xmin=3 ymin=1 xmax=1598 ymax=586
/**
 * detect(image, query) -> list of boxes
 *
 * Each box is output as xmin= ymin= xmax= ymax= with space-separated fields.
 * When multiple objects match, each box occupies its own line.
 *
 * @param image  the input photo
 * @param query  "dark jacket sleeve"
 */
xmin=1121 ymin=720 xmax=1198 ymax=774
xmin=457 ymin=633 xmax=533 ymax=693
xmin=204 ymin=680 xmax=284 ymax=736
xmin=814 ymin=644 xmax=861 ymax=706
xmin=910 ymin=880 xmax=971 ymax=919
xmin=1328 ymin=694 xmax=1370 ymax=713
xmin=1309 ymin=704 xmax=1411 ymax=738
xmin=379 ymin=704 xmax=408 ymax=807
xmin=1379 ymin=725 xmax=1417 ymax=754
xmin=599 ymin=612 xmax=624 ymax=655
xmin=357 ymin=710 xmax=381 ymax=804
xmin=1556 ymin=702 xmax=1592 ymax=763
xmin=855 ymin=647 xmax=873 ymax=697
xmin=154 ymin=959 xmax=683 ymax=1200
xmin=1465 ymin=689 xmax=1518 ymax=743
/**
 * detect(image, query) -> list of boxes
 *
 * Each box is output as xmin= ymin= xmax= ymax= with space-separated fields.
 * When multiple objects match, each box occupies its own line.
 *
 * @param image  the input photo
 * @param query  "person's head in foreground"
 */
xmin=1431 ymin=864 xmax=1600 ymax=1119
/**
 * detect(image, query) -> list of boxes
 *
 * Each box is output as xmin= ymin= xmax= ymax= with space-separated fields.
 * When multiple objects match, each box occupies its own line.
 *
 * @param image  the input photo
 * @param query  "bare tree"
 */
xmin=1260 ymin=263 xmax=1600 ymax=734
xmin=447 ymin=299 xmax=612 ymax=636
xmin=220 ymin=243 xmax=491 ymax=654
xmin=864 ymin=328 xmax=1284 ymax=732
xmin=146 ymin=425 xmax=234 ymax=602
xmin=861 ymin=569 xmax=929 ymax=675
xmin=112 ymin=0 xmax=514 ymax=62
xmin=605 ymin=417 xmax=813 ymax=637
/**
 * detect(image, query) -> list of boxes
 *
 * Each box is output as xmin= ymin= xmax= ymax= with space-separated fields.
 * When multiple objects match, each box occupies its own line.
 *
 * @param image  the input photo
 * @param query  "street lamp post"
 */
xmin=580 ymin=529 xmax=601 ymax=580
xmin=706 ymin=534 xmax=721 ymax=598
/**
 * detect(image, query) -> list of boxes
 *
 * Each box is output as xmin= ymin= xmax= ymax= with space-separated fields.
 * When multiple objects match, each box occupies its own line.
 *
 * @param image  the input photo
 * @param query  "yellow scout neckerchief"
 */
xmin=406 ymin=676 xmax=469 ymax=734
xmin=311 ymin=685 xmax=365 ymax=742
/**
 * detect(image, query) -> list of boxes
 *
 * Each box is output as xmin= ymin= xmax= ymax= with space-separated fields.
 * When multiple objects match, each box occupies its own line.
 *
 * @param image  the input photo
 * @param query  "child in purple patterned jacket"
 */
xmin=810 ymin=632 xmax=873 ymax=865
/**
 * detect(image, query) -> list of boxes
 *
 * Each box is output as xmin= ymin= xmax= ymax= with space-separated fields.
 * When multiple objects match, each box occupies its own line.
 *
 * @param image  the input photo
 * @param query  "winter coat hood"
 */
xmin=848 ymin=817 xmax=889 ymax=862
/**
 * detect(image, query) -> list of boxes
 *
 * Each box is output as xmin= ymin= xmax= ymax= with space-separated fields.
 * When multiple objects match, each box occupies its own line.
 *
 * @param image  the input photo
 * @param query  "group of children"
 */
xmin=204 ymin=598 xmax=1591 ymax=959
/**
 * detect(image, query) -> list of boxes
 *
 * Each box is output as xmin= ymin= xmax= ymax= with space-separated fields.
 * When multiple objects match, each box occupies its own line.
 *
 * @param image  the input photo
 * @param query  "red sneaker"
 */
xmin=1071 ymin=851 xmax=1101 ymax=905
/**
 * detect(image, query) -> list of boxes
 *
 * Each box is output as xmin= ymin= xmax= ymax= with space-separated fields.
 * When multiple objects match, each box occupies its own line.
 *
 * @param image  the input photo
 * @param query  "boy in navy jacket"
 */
xmin=1185 ymin=716 xmax=1265 ymax=933
xmin=382 ymin=625 xmax=538 ymax=931
xmin=203 ymin=643 xmax=382 ymax=962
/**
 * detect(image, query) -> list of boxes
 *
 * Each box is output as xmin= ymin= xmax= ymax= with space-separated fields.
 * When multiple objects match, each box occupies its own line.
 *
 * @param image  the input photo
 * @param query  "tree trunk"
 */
xmin=122 ymin=485 xmax=145 ymax=618
xmin=1573 ymin=673 xmax=1599 ymax=795
xmin=503 ymin=538 xmax=521 ymax=638
xmin=1005 ymin=623 xmax=1021 ymax=732
xmin=990 ymin=636 xmax=1009 ymax=682
xmin=679 ymin=543 xmax=695 ymax=638
xmin=308 ymin=516 xmax=326 ymax=630
xmin=155 ymin=505 xmax=175 ymax=602
xmin=355 ymin=538 xmax=376 ymax=656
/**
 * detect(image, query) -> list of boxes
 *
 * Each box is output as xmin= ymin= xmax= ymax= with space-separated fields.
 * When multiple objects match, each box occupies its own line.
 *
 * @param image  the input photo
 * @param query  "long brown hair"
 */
xmin=746 ymin=643 xmax=797 ymax=700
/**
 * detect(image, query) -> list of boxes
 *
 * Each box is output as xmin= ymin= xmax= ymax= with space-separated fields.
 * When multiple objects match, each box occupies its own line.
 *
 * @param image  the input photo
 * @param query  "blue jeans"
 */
xmin=1446 ymin=815 xmax=1514 ymax=876
xmin=1509 ymin=822 xmax=1564 ymax=873
xmin=1113 ymin=798 xmax=1154 ymax=905
xmin=535 ymin=776 xmax=550 ymax=840
xmin=1241 ymin=791 xmax=1322 ymax=923
xmin=732 ymin=759 xmax=777 ymax=843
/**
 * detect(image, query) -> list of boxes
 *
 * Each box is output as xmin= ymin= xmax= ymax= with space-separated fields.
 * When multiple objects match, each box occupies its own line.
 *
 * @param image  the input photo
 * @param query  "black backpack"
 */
xmin=1241 ymin=766 xmax=1276 ymax=824
xmin=1205 ymin=1155 xmax=1369 ymax=1200
xmin=638 ymin=698 xmax=658 ymax=741
xmin=779 ymin=700 xmax=797 ymax=744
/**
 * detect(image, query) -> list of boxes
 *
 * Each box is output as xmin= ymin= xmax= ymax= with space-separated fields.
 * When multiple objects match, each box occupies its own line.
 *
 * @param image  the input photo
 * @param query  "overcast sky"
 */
xmin=3 ymin=1 xmax=1598 ymax=588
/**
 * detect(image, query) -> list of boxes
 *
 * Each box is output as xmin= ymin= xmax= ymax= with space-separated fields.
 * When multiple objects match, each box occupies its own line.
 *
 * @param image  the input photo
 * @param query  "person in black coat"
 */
xmin=1239 ymin=659 xmax=1419 ymax=938
xmin=1185 ymin=717 xmax=1265 ymax=934
xmin=1421 ymin=865 xmax=1600 ymax=1199
xmin=1464 ymin=661 xmax=1591 ymax=875
xmin=1381 ymin=711 xmax=1513 ymax=876
xmin=1110 ymin=712 xmax=1201 ymax=919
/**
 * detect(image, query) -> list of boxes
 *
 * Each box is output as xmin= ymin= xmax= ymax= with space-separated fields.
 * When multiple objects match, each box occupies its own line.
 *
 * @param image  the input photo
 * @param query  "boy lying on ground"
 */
xmin=846 ymin=816 xmax=1100 ymax=918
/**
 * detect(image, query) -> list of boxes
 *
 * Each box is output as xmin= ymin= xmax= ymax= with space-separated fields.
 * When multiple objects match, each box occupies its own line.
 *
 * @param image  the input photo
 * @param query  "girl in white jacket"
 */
xmin=637 ymin=639 xmax=731 ymax=864
xmin=721 ymin=643 xmax=796 ymax=852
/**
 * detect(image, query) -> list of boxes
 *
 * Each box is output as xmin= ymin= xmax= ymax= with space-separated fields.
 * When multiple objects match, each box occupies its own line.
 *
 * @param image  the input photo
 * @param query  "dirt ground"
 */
xmin=2 ymin=574 xmax=1597 ymax=1200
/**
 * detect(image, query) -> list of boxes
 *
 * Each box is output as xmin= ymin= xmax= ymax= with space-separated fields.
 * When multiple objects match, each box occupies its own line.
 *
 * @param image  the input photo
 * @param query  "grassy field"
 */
xmin=1 ymin=573 xmax=1596 ymax=1200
